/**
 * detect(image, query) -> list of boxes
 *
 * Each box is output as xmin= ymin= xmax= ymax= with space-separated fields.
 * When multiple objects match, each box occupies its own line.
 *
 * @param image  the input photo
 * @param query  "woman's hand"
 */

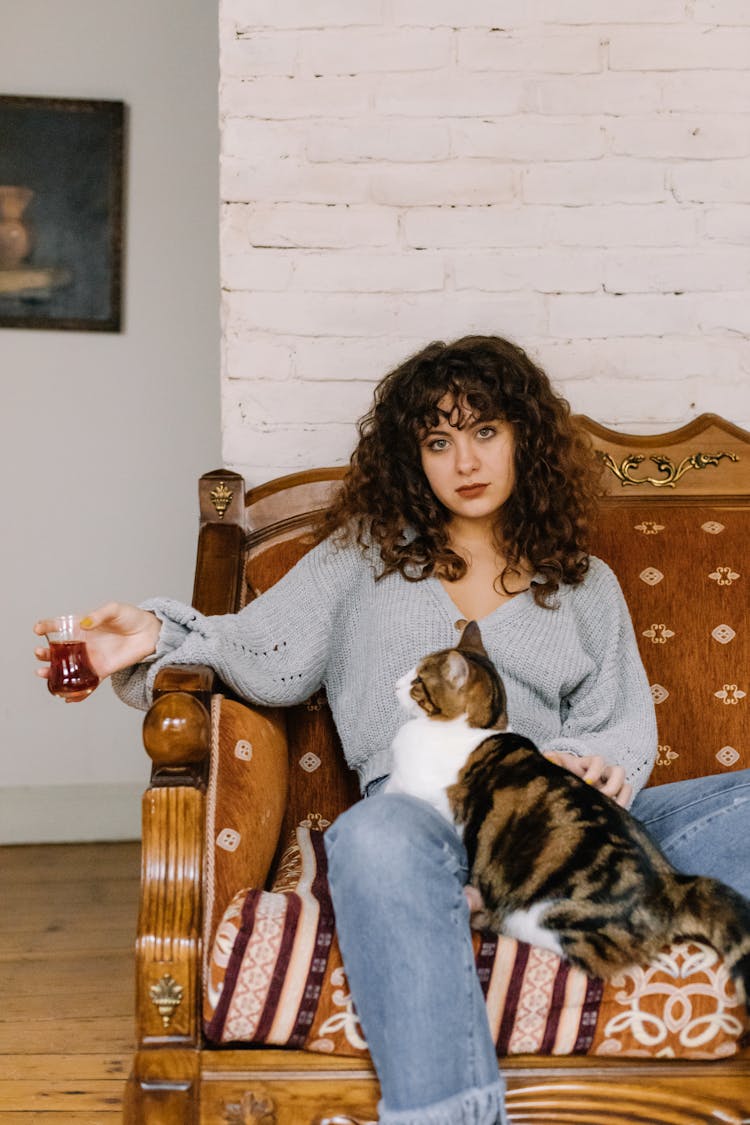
xmin=544 ymin=750 xmax=633 ymax=809
xmin=34 ymin=603 xmax=162 ymax=683
xmin=463 ymin=884 xmax=491 ymax=930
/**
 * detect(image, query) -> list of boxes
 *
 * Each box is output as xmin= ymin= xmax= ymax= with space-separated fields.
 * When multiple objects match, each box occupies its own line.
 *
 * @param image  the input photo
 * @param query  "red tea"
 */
xmin=48 ymin=640 xmax=99 ymax=702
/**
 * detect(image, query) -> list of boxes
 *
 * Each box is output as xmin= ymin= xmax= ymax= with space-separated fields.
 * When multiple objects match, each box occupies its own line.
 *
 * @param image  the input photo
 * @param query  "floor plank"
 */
xmin=0 ymin=1058 xmax=129 ymax=1081
xmin=0 ymin=843 xmax=140 ymax=884
xmin=0 ymin=1115 xmax=120 ymax=1124
xmin=0 ymin=841 xmax=139 ymax=1123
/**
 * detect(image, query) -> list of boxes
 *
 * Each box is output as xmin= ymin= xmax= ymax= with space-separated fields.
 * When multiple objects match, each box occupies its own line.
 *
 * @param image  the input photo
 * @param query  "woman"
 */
xmin=34 ymin=336 xmax=750 ymax=1125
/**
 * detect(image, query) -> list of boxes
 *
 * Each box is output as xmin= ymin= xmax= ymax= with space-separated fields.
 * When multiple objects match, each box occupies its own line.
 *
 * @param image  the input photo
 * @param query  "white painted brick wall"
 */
xmin=219 ymin=2 xmax=750 ymax=483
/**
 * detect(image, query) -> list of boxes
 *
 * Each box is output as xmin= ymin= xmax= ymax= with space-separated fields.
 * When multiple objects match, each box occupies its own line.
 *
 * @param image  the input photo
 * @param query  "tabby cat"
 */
xmin=388 ymin=621 xmax=750 ymax=1002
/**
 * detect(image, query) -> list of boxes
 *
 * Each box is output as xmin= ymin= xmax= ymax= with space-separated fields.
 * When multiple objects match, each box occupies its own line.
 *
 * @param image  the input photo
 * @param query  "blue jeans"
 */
xmin=325 ymin=793 xmax=507 ymax=1125
xmin=324 ymin=769 xmax=750 ymax=1124
xmin=630 ymin=768 xmax=750 ymax=898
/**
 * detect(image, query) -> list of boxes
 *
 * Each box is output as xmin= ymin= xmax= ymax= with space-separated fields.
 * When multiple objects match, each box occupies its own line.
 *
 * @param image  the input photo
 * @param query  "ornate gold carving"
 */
xmin=634 ymin=521 xmax=664 ymax=534
xmin=223 ymin=1092 xmax=276 ymax=1125
xmin=597 ymin=448 xmax=738 ymax=488
xmin=209 ymin=480 xmax=235 ymax=518
xmin=148 ymin=972 xmax=184 ymax=1028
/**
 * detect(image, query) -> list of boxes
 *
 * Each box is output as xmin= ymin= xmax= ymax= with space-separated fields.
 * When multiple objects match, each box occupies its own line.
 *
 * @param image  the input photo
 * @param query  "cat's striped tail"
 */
xmin=673 ymin=875 xmax=750 ymax=1012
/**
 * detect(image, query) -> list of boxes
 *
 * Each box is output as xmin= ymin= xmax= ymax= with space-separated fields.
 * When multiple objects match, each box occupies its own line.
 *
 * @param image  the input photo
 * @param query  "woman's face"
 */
xmin=419 ymin=396 xmax=516 ymax=525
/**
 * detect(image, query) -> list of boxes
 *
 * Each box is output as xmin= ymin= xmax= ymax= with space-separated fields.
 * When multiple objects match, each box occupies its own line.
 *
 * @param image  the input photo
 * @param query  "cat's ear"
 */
xmin=457 ymin=620 xmax=487 ymax=657
xmin=445 ymin=651 xmax=470 ymax=689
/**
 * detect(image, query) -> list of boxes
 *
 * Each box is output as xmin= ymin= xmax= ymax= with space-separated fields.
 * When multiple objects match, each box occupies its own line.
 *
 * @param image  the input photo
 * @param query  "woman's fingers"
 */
xmin=463 ymin=885 xmax=484 ymax=913
xmin=585 ymin=760 xmax=632 ymax=807
xmin=33 ymin=619 xmax=59 ymax=637
xmin=598 ymin=764 xmax=625 ymax=797
xmin=581 ymin=755 xmax=606 ymax=786
xmin=33 ymin=605 xmax=119 ymax=637
xmin=545 ymin=750 xmax=585 ymax=778
xmin=616 ymin=782 xmax=633 ymax=809
xmin=547 ymin=752 xmax=632 ymax=807
xmin=79 ymin=602 xmax=125 ymax=630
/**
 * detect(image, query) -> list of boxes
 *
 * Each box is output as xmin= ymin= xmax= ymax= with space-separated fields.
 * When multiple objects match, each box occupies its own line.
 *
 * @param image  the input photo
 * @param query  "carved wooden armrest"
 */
xmin=136 ymin=666 xmax=289 ymax=1051
xmin=135 ymin=664 xmax=216 ymax=1048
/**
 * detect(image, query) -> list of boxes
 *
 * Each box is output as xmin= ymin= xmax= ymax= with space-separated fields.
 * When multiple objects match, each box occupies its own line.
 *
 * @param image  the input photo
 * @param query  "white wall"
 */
xmin=218 ymin=0 xmax=750 ymax=485
xmin=1 ymin=1 xmax=221 ymax=841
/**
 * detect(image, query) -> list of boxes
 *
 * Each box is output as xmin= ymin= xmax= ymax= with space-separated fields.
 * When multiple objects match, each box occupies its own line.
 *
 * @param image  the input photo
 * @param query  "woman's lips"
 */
xmin=456 ymin=483 xmax=488 ymax=497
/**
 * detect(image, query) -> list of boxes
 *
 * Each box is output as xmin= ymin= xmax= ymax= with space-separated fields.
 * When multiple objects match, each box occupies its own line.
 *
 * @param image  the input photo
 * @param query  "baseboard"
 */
xmin=0 ymin=782 xmax=143 ymax=844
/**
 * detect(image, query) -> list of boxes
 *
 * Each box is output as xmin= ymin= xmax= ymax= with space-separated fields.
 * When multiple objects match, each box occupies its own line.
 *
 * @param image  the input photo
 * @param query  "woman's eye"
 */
xmin=476 ymin=426 xmax=496 ymax=440
xmin=427 ymin=438 xmax=449 ymax=451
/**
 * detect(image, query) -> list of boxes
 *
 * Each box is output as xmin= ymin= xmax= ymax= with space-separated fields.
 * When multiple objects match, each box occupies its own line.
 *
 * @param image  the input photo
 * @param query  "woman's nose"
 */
xmin=454 ymin=440 xmax=480 ymax=474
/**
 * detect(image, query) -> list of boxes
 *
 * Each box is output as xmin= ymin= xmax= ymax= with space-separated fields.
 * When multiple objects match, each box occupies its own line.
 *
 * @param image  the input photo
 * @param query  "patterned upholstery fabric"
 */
xmin=202 ymin=501 xmax=749 ymax=1061
xmin=205 ymin=825 xmax=747 ymax=1060
xmin=591 ymin=504 xmax=747 ymax=785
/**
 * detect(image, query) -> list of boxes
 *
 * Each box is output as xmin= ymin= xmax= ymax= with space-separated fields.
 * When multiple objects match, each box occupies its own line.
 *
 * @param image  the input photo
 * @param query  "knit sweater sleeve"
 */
xmin=537 ymin=559 xmax=657 ymax=800
xmin=110 ymin=537 xmax=359 ymax=711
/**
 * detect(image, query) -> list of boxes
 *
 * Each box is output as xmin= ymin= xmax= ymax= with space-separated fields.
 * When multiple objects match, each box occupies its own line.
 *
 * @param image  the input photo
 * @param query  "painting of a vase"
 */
xmin=0 ymin=185 xmax=34 ymax=268
xmin=0 ymin=95 xmax=124 ymax=331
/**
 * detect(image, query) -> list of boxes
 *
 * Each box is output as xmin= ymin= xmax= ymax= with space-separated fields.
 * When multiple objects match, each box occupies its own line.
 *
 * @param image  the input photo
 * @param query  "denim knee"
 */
xmin=325 ymin=793 xmax=468 ymax=895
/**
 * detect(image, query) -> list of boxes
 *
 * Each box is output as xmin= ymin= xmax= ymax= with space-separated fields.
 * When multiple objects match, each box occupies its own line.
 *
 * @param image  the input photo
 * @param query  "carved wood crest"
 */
xmin=222 ymin=1091 xmax=276 ymax=1125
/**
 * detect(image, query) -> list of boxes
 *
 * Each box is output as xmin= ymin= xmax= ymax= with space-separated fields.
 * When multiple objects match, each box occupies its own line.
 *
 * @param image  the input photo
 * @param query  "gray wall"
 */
xmin=1 ymin=0 xmax=221 ymax=841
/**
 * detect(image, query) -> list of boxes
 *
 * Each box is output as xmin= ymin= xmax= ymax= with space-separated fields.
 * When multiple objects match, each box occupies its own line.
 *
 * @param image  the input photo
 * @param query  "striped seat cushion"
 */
xmin=204 ymin=826 xmax=748 ymax=1059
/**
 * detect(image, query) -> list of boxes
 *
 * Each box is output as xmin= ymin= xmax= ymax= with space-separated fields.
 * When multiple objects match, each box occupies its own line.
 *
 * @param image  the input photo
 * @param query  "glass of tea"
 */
xmin=45 ymin=615 xmax=100 ymax=702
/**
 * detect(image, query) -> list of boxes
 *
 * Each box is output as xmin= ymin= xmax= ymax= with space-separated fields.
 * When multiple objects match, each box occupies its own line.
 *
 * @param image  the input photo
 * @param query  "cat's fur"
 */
xmin=388 ymin=622 xmax=750 ymax=1003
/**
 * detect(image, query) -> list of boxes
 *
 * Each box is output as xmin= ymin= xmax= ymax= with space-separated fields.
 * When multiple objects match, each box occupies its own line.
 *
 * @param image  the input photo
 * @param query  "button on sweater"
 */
xmin=112 ymin=538 xmax=657 ymax=798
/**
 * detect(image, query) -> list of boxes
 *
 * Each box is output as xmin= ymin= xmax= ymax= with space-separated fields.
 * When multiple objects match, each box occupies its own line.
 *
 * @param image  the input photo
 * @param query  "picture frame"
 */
xmin=0 ymin=95 xmax=125 ymax=332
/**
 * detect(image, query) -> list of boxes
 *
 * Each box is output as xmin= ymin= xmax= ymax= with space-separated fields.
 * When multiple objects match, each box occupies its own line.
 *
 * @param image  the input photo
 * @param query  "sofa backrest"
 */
xmin=196 ymin=416 xmax=749 ymax=885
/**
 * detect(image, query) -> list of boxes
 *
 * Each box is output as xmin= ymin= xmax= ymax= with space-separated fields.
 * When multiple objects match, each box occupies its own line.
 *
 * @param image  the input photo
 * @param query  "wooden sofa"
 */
xmin=123 ymin=414 xmax=750 ymax=1124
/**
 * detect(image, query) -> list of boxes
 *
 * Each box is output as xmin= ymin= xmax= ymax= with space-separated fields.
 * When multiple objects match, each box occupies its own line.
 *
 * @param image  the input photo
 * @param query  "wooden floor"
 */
xmin=0 ymin=840 xmax=140 ymax=1123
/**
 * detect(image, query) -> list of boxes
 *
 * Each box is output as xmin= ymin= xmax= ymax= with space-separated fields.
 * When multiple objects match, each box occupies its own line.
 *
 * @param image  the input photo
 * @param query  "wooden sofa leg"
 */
xmin=124 ymin=1049 xmax=199 ymax=1124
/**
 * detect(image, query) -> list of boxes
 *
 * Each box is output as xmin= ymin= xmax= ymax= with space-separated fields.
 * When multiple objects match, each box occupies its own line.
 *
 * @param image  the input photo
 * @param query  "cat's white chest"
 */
xmin=385 ymin=716 xmax=491 ymax=822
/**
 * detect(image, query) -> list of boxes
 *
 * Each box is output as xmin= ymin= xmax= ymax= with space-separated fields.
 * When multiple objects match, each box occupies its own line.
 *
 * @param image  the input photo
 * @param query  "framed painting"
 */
xmin=0 ymin=95 xmax=125 ymax=332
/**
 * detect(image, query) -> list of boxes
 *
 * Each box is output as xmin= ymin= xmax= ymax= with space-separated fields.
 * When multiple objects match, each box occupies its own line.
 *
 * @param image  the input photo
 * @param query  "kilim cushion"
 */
xmin=204 ymin=825 xmax=748 ymax=1060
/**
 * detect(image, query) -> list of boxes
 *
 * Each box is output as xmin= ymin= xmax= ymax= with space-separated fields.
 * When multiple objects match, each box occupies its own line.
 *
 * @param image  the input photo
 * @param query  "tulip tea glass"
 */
xmin=45 ymin=615 xmax=99 ymax=702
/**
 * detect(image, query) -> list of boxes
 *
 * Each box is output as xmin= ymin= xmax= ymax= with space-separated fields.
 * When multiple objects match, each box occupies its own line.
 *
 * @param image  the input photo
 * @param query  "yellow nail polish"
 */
xmin=80 ymin=617 xmax=93 ymax=628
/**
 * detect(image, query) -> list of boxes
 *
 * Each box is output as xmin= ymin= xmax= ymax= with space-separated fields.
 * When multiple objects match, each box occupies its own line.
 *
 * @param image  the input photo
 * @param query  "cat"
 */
xmin=386 ymin=621 xmax=750 ymax=1004
xmin=383 ymin=637 xmax=508 ymax=821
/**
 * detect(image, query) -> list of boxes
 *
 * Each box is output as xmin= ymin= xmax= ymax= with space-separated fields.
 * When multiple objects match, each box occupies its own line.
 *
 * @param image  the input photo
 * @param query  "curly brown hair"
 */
xmin=319 ymin=335 xmax=602 ymax=607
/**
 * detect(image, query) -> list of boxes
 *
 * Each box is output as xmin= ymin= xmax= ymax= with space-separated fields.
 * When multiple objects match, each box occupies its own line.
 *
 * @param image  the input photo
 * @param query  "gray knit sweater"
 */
xmin=112 ymin=539 xmax=657 ymax=798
